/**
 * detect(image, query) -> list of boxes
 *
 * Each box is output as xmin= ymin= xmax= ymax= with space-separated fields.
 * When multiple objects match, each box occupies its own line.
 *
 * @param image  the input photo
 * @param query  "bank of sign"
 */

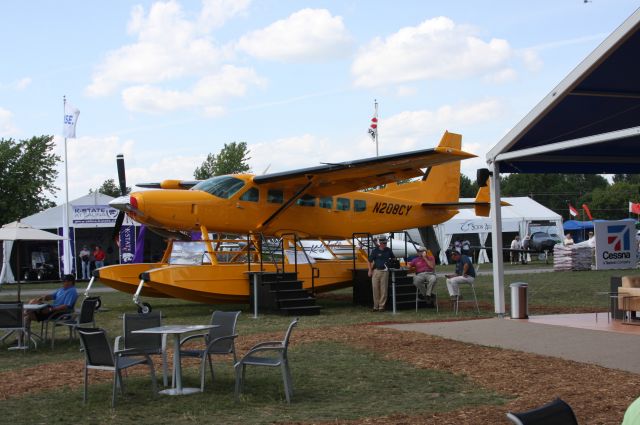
xmin=73 ymin=205 xmax=119 ymax=224
xmin=595 ymin=220 xmax=637 ymax=270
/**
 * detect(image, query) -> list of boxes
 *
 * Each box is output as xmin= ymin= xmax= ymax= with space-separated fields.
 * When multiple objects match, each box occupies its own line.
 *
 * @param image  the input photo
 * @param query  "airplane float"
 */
xmin=91 ymin=131 xmax=492 ymax=311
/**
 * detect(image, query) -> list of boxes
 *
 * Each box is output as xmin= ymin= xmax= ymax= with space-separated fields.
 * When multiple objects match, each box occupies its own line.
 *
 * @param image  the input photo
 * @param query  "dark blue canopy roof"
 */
xmin=488 ymin=9 xmax=640 ymax=174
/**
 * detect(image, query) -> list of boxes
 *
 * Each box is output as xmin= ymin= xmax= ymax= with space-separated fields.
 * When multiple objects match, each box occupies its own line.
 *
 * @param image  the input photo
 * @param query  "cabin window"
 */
xmin=336 ymin=198 xmax=350 ymax=211
xmin=267 ymin=189 xmax=283 ymax=204
xmin=319 ymin=197 xmax=333 ymax=209
xmin=296 ymin=194 xmax=316 ymax=207
xmin=191 ymin=176 xmax=245 ymax=199
xmin=239 ymin=187 xmax=259 ymax=202
xmin=354 ymin=199 xmax=366 ymax=212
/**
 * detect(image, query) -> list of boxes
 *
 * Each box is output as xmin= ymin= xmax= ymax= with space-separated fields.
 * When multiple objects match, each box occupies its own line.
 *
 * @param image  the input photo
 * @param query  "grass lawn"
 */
xmin=0 ymin=265 xmax=630 ymax=424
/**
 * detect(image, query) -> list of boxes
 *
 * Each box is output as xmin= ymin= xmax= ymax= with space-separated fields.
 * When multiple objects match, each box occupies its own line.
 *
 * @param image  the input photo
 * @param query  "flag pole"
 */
xmin=62 ymin=95 xmax=72 ymax=276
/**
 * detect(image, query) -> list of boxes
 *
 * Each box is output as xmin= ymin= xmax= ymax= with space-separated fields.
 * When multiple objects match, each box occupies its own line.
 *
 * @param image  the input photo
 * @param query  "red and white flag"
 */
xmin=629 ymin=201 xmax=640 ymax=214
xmin=568 ymin=203 xmax=578 ymax=217
xmin=582 ymin=203 xmax=593 ymax=220
xmin=368 ymin=116 xmax=377 ymax=141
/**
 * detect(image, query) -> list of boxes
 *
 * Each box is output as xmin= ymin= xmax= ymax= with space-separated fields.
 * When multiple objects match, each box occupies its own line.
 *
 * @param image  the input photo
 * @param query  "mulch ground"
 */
xmin=0 ymin=319 xmax=636 ymax=424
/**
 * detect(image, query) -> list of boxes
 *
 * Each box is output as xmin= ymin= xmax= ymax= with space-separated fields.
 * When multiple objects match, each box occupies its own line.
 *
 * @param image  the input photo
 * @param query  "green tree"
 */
xmin=89 ymin=178 xmax=131 ymax=197
xmin=501 ymin=173 xmax=608 ymax=219
xmin=586 ymin=181 xmax=640 ymax=220
xmin=0 ymin=135 xmax=60 ymax=225
xmin=460 ymin=174 xmax=478 ymax=198
xmin=194 ymin=142 xmax=251 ymax=179
xmin=613 ymin=174 xmax=640 ymax=185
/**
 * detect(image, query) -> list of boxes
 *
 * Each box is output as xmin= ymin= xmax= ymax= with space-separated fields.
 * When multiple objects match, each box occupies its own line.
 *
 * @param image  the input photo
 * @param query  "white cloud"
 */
xmin=52 ymin=134 xmax=204 ymax=201
xmin=0 ymin=77 xmax=32 ymax=91
xmin=236 ymin=8 xmax=353 ymax=62
xmin=352 ymin=16 xmax=514 ymax=87
xmin=87 ymin=1 xmax=226 ymax=97
xmin=518 ymin=48 xmax=543 ymax=72
xmin=483 ymin=68 xmax=517 ymax=84
xmin=122 ymin=65 xmax=265 ymax=113
xmin=0 ymin=108 xmax=17 ymax=136
xmin=198 ymin=0 xmax=251 ymax=30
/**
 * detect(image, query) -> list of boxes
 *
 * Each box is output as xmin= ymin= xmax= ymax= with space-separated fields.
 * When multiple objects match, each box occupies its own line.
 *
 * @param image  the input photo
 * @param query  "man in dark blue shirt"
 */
xmin=367 ymin=237 xmax=395 ymax=311
xmin=445 ymin=251 xmax=475 ymax=300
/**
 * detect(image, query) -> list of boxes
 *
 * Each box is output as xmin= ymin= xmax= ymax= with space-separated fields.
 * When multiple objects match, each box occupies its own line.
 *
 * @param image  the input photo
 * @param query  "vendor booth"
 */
xmin=0 ymin=193 xmax=165 ymax=283
xmin=404 ymin=197 xmax=562 ymax=265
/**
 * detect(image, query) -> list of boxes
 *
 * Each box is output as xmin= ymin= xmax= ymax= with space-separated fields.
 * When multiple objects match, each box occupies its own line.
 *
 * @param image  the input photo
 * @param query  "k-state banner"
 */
xmin=595 ymin=220 xmax=638 ymax=270
xmin=119 ymin=225 xmax=135 ymax=264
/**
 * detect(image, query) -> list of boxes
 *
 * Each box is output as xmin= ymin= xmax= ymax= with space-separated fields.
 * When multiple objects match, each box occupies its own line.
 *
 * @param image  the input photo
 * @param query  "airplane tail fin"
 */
xmin=373 ymin=131 xmax=462 ymax=203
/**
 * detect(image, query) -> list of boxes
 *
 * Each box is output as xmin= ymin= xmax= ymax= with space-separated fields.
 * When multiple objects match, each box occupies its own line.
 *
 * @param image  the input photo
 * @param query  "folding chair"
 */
xmin=115 ymin=312 xmax=168 ymax=387
xmin=235 ymin=318 xmax=298 ymax=403
xmin=506 ymin=398 xmax=578 ymax=425
xmin=78 ymin=327 xmax=157 ymax=408
xmin=50 ymin=297 xmax=100 ymax=348
xmin=178 ymin=310 xmax=240 ymax=391
xmin=415 ymin=288 xmax=438 ymax=312
xmin=453 ymin=280 xmax=480 ymax=315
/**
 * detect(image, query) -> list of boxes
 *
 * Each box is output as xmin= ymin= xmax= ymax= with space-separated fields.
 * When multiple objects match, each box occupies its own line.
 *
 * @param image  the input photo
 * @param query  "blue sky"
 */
xmin=0 ymin=1 xmax=637 ymax=203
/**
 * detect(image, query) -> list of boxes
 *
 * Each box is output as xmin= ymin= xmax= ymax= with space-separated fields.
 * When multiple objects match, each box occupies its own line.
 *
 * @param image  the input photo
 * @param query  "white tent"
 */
xmin=1 ymin=193 xmax=137 ymax=283
xmin=430 ymin=197 xmax=562 ymax=264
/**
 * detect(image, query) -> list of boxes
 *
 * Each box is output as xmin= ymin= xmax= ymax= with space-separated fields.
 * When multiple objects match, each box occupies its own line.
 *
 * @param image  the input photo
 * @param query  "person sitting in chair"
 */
xmin=408 ymin=247 xmax=437 ymax=302
xmin=445 ymin=251 xmax=475 ymax=301
xmin=25 ymin=274 xmax=78 ymax=326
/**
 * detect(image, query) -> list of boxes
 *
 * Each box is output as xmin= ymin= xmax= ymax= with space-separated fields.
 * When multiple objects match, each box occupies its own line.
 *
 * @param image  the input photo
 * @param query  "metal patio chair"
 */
xmin=50 ymin=296 xmax=101 ymax=348
xmin=234 ymin=317 xmax=298 ymax=403
xmin=115 ymin=312 xmax=168 ymax=387
xmin=506 ymin=398 xmax=579 ymax=425
xmin=78 ymin=327 xmax=157 ymax=408
xmin=0 ymin=302 xmax=29 ymax=349
xmin=177 ymin=310 xmax=240 ymax=391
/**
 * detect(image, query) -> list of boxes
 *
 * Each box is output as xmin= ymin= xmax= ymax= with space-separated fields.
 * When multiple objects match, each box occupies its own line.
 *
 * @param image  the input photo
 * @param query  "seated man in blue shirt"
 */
xmin=26 ymin=274 xmax=79 ymax=325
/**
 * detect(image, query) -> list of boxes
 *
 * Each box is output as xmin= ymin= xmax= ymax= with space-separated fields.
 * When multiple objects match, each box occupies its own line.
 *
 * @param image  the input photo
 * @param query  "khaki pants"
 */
xmin=371 ymin=269 xmax=388 ymax=310
xmin=413 ymin=272 xmax=437 ymax=296
xmin=446 ymin=275 xmax=474 ymax=297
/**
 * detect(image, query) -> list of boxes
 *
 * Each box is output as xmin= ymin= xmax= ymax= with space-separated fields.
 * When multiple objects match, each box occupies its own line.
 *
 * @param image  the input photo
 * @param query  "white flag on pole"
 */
xmin=63 ymin=102 xmax=80 ymax=138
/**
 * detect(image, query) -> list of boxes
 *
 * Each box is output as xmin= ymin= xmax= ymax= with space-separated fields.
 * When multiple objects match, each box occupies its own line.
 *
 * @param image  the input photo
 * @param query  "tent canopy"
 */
xmin=487 ymin=8 xmax=640 ymax=174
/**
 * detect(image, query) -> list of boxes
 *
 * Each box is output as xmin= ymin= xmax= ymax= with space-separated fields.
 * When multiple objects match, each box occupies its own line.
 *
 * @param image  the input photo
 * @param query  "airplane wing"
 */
xmin=253 ymin=146 xmax=475 ymax=197
xmin=136 ymin=180 xmax=200 ymax=190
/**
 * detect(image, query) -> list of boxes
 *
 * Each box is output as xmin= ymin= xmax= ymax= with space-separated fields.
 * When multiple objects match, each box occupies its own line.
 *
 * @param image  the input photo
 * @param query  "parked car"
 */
xmin=529 ymin=232 xmax=561 ymax=251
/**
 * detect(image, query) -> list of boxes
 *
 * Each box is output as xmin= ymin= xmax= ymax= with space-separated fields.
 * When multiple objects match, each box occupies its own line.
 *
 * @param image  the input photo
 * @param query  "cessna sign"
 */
xmin=595 ymin=220 xmax=637 ymax=270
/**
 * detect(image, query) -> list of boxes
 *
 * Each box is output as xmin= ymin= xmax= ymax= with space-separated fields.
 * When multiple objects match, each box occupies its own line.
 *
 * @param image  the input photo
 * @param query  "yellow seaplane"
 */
xmin=92 ymin=131 xmax=491 ymax=312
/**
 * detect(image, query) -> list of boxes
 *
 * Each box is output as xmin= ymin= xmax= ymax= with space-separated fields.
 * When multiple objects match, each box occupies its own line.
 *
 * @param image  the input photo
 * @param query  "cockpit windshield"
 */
xmin=191 ymin=175 xmax=246 ymax=199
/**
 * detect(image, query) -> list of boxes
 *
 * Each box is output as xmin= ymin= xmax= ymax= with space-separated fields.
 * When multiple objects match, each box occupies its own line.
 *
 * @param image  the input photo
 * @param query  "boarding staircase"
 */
xmin=249 ymin=272 xmax=322 ymax=316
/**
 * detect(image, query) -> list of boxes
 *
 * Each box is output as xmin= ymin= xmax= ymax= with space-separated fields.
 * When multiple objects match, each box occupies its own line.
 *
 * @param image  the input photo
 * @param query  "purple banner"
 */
xmin=133 ymin=225 xmax=146 ymax=263
xmin=119 ymin=225 xmax=135 ymax=263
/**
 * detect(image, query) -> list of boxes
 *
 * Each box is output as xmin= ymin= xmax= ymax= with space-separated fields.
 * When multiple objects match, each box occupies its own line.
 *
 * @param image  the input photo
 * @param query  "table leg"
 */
xmin=159 ymin=333 xmax=200 ymax=395
xmin=173 ymin=334 xmax=182 ymax=392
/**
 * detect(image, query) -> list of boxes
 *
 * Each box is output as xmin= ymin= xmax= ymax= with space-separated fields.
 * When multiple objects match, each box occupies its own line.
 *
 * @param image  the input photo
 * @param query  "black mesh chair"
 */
xmin=178 ymin=310 xmax=240 ymax=391
xmin=0 ymin=302 xmax=29 ymax=349
xmin=50 ymin=296 xmax=101 ymax=348
xmin=115 ymin=312 xmax=168 ymax=387
xmin=78 ymin=327 xmax=157 ymax=408
xmin=234 ymin=317 xmax=298 ymax=403
xmin=506 ymin=398 xmax=579 ymax=425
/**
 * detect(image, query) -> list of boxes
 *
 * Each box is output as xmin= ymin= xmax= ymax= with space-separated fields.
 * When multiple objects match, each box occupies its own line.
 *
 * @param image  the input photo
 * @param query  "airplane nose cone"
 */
xmin=109 ymin=195 xmax=130 ymax=212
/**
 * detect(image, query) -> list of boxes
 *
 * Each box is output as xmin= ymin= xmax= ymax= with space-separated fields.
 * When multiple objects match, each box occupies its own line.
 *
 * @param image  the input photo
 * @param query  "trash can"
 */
xmin=510 ymin=282 xmax=528 ymax=319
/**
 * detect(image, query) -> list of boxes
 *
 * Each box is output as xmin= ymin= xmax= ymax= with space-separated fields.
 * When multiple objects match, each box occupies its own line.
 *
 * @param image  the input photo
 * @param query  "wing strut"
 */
xmin=257 ymin=178 xmax=314 ymax=231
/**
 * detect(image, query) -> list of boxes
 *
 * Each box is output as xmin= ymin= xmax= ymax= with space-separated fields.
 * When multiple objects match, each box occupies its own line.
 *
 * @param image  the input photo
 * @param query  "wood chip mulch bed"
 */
xmin=0 ymin=320 xmax=636 ymax=425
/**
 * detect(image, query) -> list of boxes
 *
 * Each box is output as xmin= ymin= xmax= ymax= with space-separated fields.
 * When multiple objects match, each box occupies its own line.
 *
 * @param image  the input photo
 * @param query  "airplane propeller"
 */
xmin=112 ymin=154 xmax=128 ymax=243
